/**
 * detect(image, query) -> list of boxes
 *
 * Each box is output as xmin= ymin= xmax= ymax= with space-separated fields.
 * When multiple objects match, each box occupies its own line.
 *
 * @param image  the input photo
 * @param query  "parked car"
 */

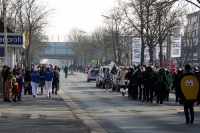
xmin=87 ymin=67 xmax=99 ymax=82
xmin=96 ymin=66 xmax=110 ymax=88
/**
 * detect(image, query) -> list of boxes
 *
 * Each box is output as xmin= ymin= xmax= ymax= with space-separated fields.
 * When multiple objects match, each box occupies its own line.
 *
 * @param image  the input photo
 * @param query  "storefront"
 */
xmin=0 ymin=33 xmax=25 ymax=69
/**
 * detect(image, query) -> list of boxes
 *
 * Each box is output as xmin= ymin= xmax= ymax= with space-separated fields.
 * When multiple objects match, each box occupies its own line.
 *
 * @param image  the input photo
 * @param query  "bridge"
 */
xmin=38 ymin=42 xmax=76 ymax=67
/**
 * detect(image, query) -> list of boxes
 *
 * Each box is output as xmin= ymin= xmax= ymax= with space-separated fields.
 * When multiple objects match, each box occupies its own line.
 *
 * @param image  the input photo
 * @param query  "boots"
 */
xmin=122 ymin=92 xmax=125 ymax=96
xmin=191 ymin=116 xmax=194 ymax=124
xmin=186 ymin=117 xmax=189 ymax=124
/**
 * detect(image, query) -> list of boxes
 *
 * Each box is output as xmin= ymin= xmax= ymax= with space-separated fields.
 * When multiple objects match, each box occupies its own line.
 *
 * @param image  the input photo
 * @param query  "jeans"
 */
xmin=40 ymin=80 xmax=45 ymax=93
xmin=65 ymin=72 xmax=68 ymax=78
xmin=17 ymin=84 xmax=23 ymax=100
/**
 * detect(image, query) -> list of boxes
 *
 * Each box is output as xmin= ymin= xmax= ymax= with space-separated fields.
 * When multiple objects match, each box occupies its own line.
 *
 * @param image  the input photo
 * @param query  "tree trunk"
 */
xmin=149 ymin=48 xmax=154 ymax=63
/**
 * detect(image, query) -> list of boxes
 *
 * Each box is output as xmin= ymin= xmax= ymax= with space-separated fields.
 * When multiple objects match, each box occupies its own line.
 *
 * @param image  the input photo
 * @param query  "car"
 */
xmin=87 ymin=67 xmax=99 ymax=82
xmin=96 ymin=66 xmax=110 ymax=88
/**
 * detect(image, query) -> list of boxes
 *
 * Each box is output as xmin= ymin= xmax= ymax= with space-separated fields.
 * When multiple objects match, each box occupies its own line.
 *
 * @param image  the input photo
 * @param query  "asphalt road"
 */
xmin=62 ymin=72 xmax=200 ymax=133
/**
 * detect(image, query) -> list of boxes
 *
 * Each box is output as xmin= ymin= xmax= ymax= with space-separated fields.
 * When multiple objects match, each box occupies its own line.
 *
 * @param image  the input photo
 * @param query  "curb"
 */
xmin=58 ymin=89 xmax=109 ymax=133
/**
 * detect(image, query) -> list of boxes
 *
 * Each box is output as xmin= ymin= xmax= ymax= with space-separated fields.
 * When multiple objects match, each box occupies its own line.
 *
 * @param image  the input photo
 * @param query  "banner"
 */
xmin=132 ymin=37 xmax=141 ymax=60
xmin=171 ymin=27 xmax=181 ymax=57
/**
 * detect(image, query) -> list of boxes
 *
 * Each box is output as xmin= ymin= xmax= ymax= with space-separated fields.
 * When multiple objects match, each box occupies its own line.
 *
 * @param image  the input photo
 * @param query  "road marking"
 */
xmin=30 ymin=114 xmax=39 ymax=119
xmin=69 ymin=83 xmax=71 ymax=84
xmin=175 ymin=108 xmax=184 ymax=111
xmin=96 ymin=89 xmax=100 ymax=91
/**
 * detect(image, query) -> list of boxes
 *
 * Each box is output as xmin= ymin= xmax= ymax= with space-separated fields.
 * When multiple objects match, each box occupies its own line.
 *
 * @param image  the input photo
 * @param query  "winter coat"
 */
xmin=30 ymin=71 xmax=41 ymax=84
xmin=24 ymin=70 xmax=31 ymax=82
xmin=156 ymin=73 xmax=169 ymax=89
xmin=165 ymin=74 xmax=173 ymax=90
xmin=43 ymin=68 xmax=54 ymax=81
xmin=118 ymin=70 xmax=127 ymax=86
xmin=144 ymin=70 xmax=156 ymax=87
xmin=15 ymin=72 xmax=24 ymax=86
xmin=52 ymin=74 xmax=59 ymax=86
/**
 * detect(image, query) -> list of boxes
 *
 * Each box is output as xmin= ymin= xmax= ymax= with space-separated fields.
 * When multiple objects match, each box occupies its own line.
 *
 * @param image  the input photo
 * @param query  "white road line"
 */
xmin=175 ymin=108 xmax=184 ymax=111
xmin=69 ymin=83 xmax=71 ymax=84
xmin=30 ymin=114 xmax=39 ymax=119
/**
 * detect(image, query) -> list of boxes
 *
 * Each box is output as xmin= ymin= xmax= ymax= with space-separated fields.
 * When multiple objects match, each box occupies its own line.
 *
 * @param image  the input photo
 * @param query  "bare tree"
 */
xmin=7 ymin=0 xmax=54 ymax=66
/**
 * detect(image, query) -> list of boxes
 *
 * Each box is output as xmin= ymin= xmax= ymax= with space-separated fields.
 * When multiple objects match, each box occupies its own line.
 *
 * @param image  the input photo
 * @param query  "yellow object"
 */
xmin=180 ymin=75 xmax=199 ymax=100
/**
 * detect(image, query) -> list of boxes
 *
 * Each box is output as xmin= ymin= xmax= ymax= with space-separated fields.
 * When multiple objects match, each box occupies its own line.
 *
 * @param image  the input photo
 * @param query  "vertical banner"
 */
xmin=132 ymin=37 xmax=141 ymax=61
xmin=171 ymin=27 xmax=181 ymax=57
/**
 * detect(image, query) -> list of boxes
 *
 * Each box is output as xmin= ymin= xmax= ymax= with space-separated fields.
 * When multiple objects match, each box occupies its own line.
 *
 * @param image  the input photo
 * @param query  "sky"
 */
xmin=43 ymin=0 xmax=116 ymax=41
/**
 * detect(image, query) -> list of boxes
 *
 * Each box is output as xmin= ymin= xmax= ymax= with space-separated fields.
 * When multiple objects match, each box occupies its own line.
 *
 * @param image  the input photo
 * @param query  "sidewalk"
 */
xmin=0 ymin=83 xmax=90 ymax=133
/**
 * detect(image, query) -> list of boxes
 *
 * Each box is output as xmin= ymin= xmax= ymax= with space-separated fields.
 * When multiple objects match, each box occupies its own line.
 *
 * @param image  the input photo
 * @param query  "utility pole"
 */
xmin=3 ymin=0 xmax=7 ymax=65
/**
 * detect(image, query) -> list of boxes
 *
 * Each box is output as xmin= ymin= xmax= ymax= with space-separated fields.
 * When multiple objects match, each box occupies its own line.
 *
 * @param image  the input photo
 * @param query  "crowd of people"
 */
xmin=1 ymin=63 xmax=61 ymax=102
xmin=107 ymin=64 xmax=200 ymax=124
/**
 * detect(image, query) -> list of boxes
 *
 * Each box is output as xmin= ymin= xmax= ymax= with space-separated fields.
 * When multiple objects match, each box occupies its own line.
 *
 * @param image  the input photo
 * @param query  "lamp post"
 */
xmin=3 ymin=0 xmax=7 ymax=65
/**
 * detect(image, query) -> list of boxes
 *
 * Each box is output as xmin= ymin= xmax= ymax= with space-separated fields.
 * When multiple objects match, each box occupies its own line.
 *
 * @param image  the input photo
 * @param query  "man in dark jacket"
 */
xmin=39 ymin=67 xmax=45 ymax=94
xmin=125 ymin=67 xmax=134 ymax=98
xmin=24 ymin=67 xmax=32 ymax=95
xmin=173 ymin=68 xmax=183 ymax=103
xmin=143 ymin=66 xmax=156 ymax=103
xmin=1 ymin=65 xmax=7 ymax=100
xmin=155 ymin=68 xmax=169 ymax=104
xmin=134 ymin=66 xmax=144 ymax=100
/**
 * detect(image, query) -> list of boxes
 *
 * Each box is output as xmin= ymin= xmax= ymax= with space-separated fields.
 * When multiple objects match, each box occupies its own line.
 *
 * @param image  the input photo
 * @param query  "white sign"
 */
xmin=132 ymin=37 xmax=141 ymax=60
xmin=171 ymin=27 xmax=181 ymax=57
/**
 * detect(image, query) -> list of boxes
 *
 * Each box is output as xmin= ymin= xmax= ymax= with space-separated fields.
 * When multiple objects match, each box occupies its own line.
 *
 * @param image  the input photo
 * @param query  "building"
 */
xmin=0 ymin=20 xmax=25 ymax=69
xmin=183 ymin=10 xmax=200 ymax=66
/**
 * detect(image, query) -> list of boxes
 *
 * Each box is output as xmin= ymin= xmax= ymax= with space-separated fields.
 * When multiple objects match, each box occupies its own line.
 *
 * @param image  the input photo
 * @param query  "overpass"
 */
xmin=38 ymin=42 xmax=76 ymax=67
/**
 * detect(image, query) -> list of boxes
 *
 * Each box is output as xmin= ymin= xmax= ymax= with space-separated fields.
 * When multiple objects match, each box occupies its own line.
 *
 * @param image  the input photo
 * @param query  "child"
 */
xmin=12 ymin=77 xmax=20 ymax=102
xmin=52 ymin=71 xmax=59 ymax=95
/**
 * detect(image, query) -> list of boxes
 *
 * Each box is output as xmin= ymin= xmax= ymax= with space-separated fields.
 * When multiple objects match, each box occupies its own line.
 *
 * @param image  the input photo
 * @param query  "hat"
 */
xmin=34 ymin=67 xmax=38 ymax=71
xmin=178 ymin=68 xmax=182 ymax=71
xmin=185 ymin=64 xmax=191 ymax=70
xmin=46 ymin=64 xmax=50 ymax=68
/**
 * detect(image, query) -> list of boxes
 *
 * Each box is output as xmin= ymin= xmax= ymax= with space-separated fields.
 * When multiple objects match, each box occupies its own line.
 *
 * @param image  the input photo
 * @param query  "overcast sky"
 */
xmin=43 ymin=0 xmax=116 ymax=40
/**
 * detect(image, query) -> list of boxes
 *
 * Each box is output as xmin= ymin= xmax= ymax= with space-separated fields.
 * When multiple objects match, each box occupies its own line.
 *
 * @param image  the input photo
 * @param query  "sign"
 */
xmin=0 ymin=35 xmax=23 ymax=45
xmin=132 ymin=37 xmax=141 ymax=60
xmin=171 ymin=27 xmax=181 ymax=57
xmin=0 ymin=48 xmax=4 ymax=57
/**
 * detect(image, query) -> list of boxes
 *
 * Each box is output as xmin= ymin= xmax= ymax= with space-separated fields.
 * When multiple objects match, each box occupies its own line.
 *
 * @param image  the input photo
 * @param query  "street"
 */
xmin=0 ymin=72 xmax=200 ymax=133
xmin=63 ymin=72 xmax=200 ymax=133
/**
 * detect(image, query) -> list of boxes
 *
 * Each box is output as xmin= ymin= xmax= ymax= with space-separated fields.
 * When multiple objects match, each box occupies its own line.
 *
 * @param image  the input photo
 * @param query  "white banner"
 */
xmin=171 ymin=27 xmax=181 ymax=57
xmin=132 ymin=37 xmax=141 ymax=60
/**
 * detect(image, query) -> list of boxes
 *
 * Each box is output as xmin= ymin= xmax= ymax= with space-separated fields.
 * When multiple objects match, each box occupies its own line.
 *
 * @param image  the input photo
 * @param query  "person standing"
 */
xmin=179 ymin=64 xmax=198 ymax=124
xmin=104 ymin=68 xmax=111 ymax=93
xmin=39 ymin=66 xmax=45 ymax=94
xmin=155 ymin=69 xmax=169 ymax=104
xmin=15 ymin=69 xmax=24 ymax=101
xmin=125 ymin=67 xmax=134 ymax=98
xmin=118 ymin=67 xmax=128 ymax=96
xmin=44 ymin=64 xmax=54 ymax=98
xmin=143 ymin=66 xmax=156 ymax=103
xmin=172 ymin=68 xmax=183 ymax=103
xmin=165 ymin=70 xmax=173 ymax=101
xmin=24 ymin=67 xmax=32 ymax=95
xmin=30 ymin=67 xmax=40 ymax=97
xmin=12 ymin=65 xmax=18 ymax=76
xmin=64 ymin=64 xmax=68 ymax=78
xmin=1 ymin=65 xmax=7 ymax=101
